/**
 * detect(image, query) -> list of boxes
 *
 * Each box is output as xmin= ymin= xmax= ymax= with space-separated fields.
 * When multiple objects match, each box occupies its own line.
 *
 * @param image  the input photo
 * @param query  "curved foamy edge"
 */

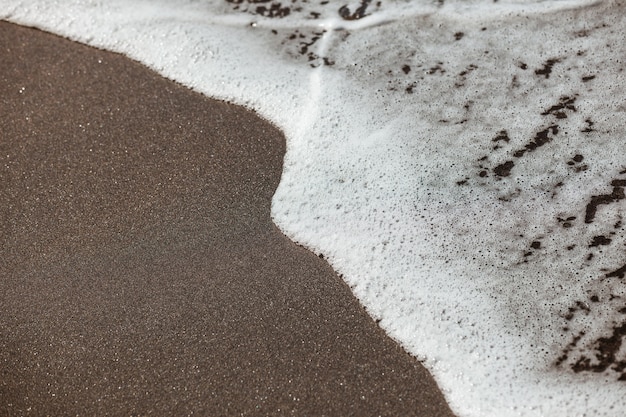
xmin=2 ymin=0 xmax=625 ymax=416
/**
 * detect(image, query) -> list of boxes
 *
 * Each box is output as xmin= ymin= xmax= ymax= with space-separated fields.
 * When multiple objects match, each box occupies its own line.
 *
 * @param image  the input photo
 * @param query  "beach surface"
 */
xmin=0 ymin=21 xmax=455 ymax=416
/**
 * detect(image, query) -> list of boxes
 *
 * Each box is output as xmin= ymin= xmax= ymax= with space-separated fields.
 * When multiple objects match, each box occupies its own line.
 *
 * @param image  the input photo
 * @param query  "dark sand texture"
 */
xmin=0 ymin=21 xmax=455 ymax=416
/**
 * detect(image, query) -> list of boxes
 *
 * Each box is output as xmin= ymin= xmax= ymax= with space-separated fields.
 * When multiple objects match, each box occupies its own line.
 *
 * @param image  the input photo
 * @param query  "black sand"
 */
xmin=0 ymin=21 xmax=455 ymax=416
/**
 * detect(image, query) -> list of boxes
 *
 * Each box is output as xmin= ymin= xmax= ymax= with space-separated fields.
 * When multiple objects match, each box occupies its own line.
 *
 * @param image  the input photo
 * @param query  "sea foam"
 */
xmin=2 ymin=0 xmax=625 ymax=415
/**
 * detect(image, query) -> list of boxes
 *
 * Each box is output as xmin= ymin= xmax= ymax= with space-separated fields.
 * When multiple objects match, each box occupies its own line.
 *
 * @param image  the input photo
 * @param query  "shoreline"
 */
xmin=0 ymin=21 xmax=455 ymax=416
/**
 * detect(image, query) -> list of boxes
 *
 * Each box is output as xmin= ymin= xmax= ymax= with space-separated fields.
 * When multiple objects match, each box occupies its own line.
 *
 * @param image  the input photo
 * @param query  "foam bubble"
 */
xmin=3 ymin=0 xmax=626 ymax=415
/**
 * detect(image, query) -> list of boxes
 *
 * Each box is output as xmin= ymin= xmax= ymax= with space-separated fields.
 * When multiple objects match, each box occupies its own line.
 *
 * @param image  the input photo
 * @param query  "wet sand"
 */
xmin=0 ymin=21 xmax=455 ymax=416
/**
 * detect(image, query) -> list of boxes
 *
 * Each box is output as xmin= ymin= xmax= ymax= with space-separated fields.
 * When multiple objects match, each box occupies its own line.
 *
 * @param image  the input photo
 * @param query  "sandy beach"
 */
xmin=0 ymin=21 xmax=455 ymax=416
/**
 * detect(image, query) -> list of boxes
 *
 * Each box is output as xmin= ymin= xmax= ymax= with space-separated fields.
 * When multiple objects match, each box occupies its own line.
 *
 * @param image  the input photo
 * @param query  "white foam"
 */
xmin=3 ymin=0 xmax=626 ymax=415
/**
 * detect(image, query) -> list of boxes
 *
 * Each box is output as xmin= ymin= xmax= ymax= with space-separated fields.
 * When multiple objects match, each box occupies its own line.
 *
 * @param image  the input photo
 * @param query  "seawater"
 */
xmin=2 ymin=0 xmax=625 ymax=415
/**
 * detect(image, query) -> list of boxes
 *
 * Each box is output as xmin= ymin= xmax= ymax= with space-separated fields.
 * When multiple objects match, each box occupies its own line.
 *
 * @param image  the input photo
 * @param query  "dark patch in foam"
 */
xmin=581 ymin=119 xmax=595 ymax=133
xmin=460 ymin=124 xmax=559 ymax=185
xmin=589 ymin=235 xmax=612 ymax=247
xmin=492 ymin=130 xmax=509 ymax=147
xmin=427 ymin=62 xmax=445 ymax=75
xmin=510 ymin=75 xmax=520 ymax=89
xmin=564 ymin=301 xmax=591 ymax=321
xmin=555 ymin=332 xmax=585 ymax=367
xmin=567 ymin=154 xmax=588 ymax=172
xmin=606 ymin=264 xmax=626 ymax=279
xmin=298 ymin=32 xmax=323 ymax=55
xmin=339 ymin=0 xmax=372 ymax=20
xmin=493 ymin=160 xmax=514 ymax=177
xmin=226 ymin=0 xmax=292 ymax=18
xmin=557 ymin=215 xmax=576 ymax=229
xmin=256 ymin=3 xmax=292 ymax=17
xmin=541 ymin=95 xmax=577 ymax=119
xmin=279 ymin=29 xmax=334 ymax=67
xmin=571 ymin=323 xmax=626 ymax=378
xmin=554 ymin=173 xmax=626 ymax=380
xmin=455 ymin=64 xmax=477 ymax=88
xmin=513 ymin=125 xmax=558 ymax=158
xmin=585 ymin=180 xmax=626 ymax=224
xmin=535 ymin=58 xmax=561 ymax=79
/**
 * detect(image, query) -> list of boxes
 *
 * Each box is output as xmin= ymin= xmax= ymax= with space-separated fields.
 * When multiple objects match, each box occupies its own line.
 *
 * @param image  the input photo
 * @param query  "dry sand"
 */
xmin=0 ymin=21 xmax=455 ymax=416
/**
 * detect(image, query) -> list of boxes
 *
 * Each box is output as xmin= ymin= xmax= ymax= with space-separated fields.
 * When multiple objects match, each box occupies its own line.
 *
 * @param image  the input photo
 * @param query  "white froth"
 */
xmin=3 ymin=0 xmax=625 ymax=415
